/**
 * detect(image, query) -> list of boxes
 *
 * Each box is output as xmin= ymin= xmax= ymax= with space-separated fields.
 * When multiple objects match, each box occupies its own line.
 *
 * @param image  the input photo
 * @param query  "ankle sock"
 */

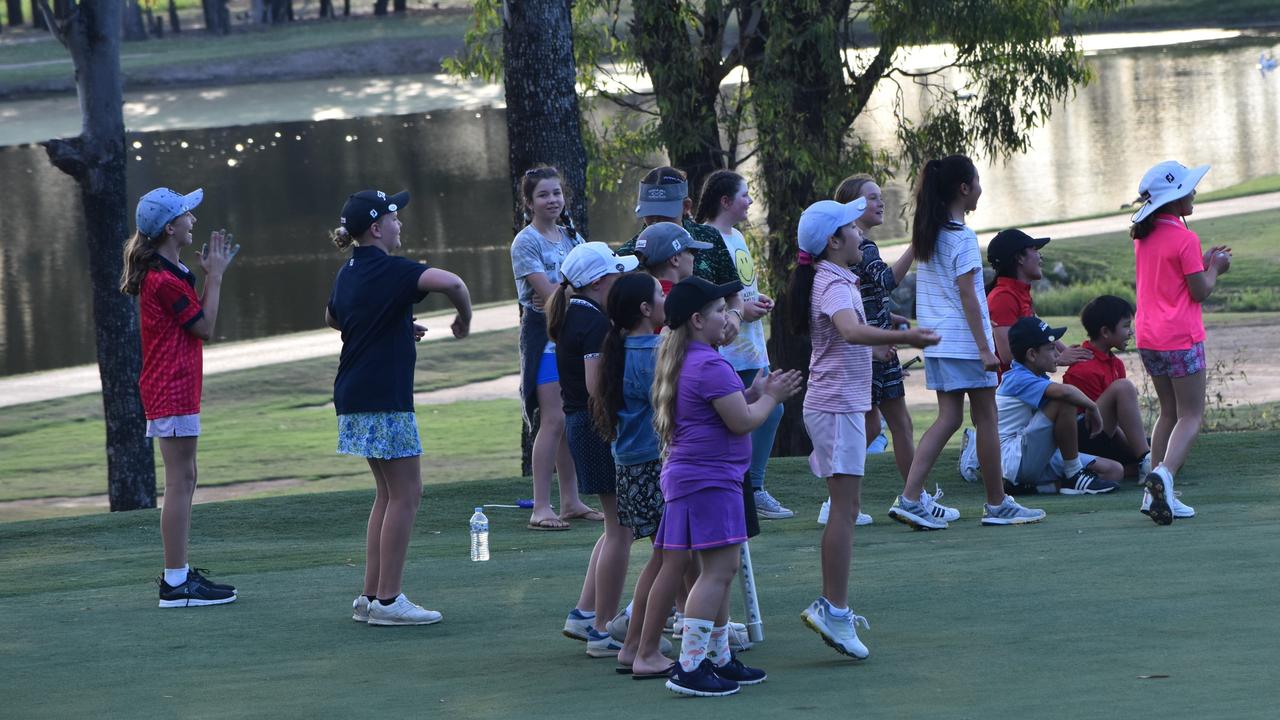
xmin=678 ymin=616 xmax=713 ymax=671
xmin=570 ymin=607 xmax=595 ymax=620
xmin=623 ymin=600 xmax=633 ymax=617
xmin=822 ymin=597 xmax=851 ymax=617
xmin=376 ymin=596 xmax=398 ymax=606
xmin=364 ymin=594 xmax=377 ymax=603
xmin=1063 ymin=457 xmax=1083 ymax=478
xmin=163 ymin=565 xmax=189 ymax=587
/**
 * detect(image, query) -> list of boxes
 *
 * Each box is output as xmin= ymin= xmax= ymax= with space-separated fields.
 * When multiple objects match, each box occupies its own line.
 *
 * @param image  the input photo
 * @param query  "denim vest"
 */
xmin=612 ymin=333 xmax=662 ymax=465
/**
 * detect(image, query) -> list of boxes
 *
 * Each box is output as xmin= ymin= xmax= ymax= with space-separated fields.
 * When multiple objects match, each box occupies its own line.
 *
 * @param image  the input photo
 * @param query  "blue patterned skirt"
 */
xmin=337 ymin=412 xmax=422 ymax=459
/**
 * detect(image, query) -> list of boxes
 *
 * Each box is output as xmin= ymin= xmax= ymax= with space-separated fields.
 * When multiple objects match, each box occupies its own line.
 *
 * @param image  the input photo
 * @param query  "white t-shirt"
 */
xmin=510 ymin=224 xmax=583 ymax=311
xmin=717 ymin=227 xmax=769 ymax=371
xmin=914 ymin=222 xmax=993 ymax=359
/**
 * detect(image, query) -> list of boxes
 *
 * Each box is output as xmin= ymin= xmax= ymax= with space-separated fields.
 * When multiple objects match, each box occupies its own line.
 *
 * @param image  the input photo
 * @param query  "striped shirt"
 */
xmin=804 ymin=260 xmax=873 ymax=414
xmin=915 ymin=222 xmax=993 ymax=359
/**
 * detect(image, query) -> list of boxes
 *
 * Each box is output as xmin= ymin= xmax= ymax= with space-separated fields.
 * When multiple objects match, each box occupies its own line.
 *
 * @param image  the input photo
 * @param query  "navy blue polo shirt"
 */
xmin=328 ymin=245 xmax=429 ymax=415
xmin=556 ymin=296 xmax=609 ymax=415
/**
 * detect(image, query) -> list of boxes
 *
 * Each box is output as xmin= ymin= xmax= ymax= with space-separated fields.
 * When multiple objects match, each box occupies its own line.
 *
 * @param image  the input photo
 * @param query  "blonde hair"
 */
xmin=650 ymin=323 xmax=692 ymax=450
xmin=330 ymin=226 xmax=356 ymax=250
xmin=120 ymin=230 xmax=164 ymax=296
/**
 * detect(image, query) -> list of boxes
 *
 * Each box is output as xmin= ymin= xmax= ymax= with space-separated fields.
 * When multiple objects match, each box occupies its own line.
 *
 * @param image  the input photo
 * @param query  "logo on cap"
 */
xmin=647 ymin=188 xmax=666 ymax=199
xmin=615 ymin=263 xmax=624 ymax=271
xmin=1165 ymin=173 xmax=1175 ymax=183
xmin=636 ymin=239 xmax=648 ymax=249
xmin=368 ymin=209 xmax=378 ymax=218
xmin=377 ymin=191 xmax=387 ymax=200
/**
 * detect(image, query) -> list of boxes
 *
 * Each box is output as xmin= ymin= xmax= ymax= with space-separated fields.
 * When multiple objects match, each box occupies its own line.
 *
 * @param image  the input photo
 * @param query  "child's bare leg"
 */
xmin=373 ymin=456 xmax=422 ymax=599
xmin=1097 ymin=379 xmax=1151 ymax=459
xmin=575 ymin=533 xmax=604 ymax=613
xmin=591 ymin=493 xmax=634 ymax=634
xmin=1045 ymin=399 xmax=1081 ymax=460
xmin=864 ymin=407 xmax=882 ymax=447
xmin=880 ymin=395 xmax=916 ymax=482
xmin=619 ymin=544 xmax=663 ymax=666
xmin=635 ymin=549 xmax=689 ymax=675
xmin=821 ymin=474 xmax=861 ymax=608
xmin=902 ymin=392 xmax=965 ymax=501
xmin=363 ymin=459 xmax=390 ymax=596
xmin=1149 ymin=374 xmax=1177 ymax=467
xmin=684 ymin=545 xmax=740 ymax=621
xmin=158 ymin=437 xmax=199 ymax=571
xmin=529 ymin=384 xmax=568 ymax=527
xmin=557 ymin=431 xmax=596 ymax=518
xmin=1161 ymin=370 xmax=1207 ymax=476
xmin=968 ymin=388 xmax=1006 ymax=506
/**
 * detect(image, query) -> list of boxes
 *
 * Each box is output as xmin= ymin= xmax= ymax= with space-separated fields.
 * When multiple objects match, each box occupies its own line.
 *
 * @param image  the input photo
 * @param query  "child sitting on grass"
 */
xmin=996 ymin=317 xmax=1124 ymax=496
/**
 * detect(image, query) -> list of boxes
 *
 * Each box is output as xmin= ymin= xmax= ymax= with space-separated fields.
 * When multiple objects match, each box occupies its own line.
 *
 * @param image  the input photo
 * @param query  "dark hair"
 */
xmin=1012 ymin=341 xmax=1040 ymax=365
xmin=1129 ymin=199 xmax=1188 ymax=240
xmin=591 ymin=274 xmax=658 ymax=441
xmin=694 ymin=170 xmax=745 ymax=223
xmin=545 ymin=281 xmax=571 ymax=342
xmin=911 ymin=155 xmax=977 ymax=262
xmin=833 ymin=173 xmax=874 ymax=204
xmin=521 ymin=165 xmax=577 ymax=236
xmin=1080 ymin=294 xmax=1134 ymax=340
xmin=785 ymin=252 xmax=827 ymax=336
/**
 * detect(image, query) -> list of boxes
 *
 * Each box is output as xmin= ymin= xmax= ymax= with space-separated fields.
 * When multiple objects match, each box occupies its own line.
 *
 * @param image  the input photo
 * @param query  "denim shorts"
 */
xmin=337 ymin=412 xmax=422 ymax=459
xmin=146 ymin=414 xmax=201 ymax=438
xmin=924 ymin=357 xmax=998 ymax=391
xmin=1139 ymin=342 xmax=1205 ymax=379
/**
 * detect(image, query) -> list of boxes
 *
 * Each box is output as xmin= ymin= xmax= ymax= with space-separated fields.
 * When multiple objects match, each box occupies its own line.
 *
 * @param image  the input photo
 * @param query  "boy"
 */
xmin=1063 ymin=295 xmax=1154 ymax=480
xmin=996 ymin=317 xmax=1124 ymax=496
xmin=632 ymin=221 xmax=711 ymax=294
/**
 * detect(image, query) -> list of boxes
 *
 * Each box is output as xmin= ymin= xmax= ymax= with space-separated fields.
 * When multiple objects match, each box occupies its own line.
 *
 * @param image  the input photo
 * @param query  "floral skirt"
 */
xmin=337 ymin=412 xmax=422 ymax=459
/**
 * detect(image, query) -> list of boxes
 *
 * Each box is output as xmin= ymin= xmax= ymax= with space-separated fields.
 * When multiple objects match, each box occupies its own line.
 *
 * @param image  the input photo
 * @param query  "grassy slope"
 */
xmin=1 ymin=430 xmax=1278 ymax=717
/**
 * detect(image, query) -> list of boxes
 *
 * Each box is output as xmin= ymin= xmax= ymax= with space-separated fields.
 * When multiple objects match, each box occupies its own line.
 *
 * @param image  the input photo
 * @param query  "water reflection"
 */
xmin=0 ymin=34 xmax=1277 ymax=375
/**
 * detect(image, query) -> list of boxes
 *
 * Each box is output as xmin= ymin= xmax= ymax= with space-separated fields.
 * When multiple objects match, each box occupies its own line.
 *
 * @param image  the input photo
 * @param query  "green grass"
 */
xmin=2 ymin=430 xmax=1279 ymax=717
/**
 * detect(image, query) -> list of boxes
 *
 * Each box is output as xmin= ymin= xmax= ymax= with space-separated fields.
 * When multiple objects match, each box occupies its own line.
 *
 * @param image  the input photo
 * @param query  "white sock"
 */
xmin=624 ymin=600 xmax=633 ymax=617
xmin=164 ymin=564 xmax=189 ymax=587
xmin=1063 ymin=456 xmax=1083 ymax=478
xmin=823 ymin=597 xmax=851 ymax=616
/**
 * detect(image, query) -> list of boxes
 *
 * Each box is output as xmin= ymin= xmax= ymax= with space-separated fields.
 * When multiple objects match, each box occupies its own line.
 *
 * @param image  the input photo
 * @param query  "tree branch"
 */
xmin=34 ymin=0 xmax=74 ymax=49
xmin=41 ymin=136 xmax=88 ymax=180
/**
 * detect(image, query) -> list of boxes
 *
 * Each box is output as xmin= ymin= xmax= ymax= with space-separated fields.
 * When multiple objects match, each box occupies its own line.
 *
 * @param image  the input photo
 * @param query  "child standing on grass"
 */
xmin=647 ymin=276 xmax=803 ymax=697
xmin=789 ymin=199 xmax=939 ymax=659
xmin=549 ymin=242 xmax=640 ymax=657
xmin=125 ymin=187 xmax=239 ymax=608
xmin=510 ymin=166 xmax=599 ymax=532
xmin=888 ymin=156 xmax=1045 ymax=529
xmin=591 ymin=272 xmax=673 ymax=676
xmin=1128 ymin=161 xmax=1230 ymax=524
xmin=1063 ymin=295 xmax=1152 ymax=478
xmin=326 ymin=189 xmax=473 ymax=626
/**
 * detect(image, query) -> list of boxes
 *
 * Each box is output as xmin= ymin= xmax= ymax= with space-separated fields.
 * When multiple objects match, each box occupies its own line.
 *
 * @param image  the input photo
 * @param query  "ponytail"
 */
xmin=591 ymin=274 xmax=658 ymax=441
xmin=545 ymin=280 xmax=572 ymax=342
xmin=785 ymin=261 xmax=820 ymax=335
xmin=694 ymin=170 xmax=745 ymax=224
xmin=120 ymin=230 xmax=163 ymax=296
xmin=651 ymin=324 xmax=692 ymax=450
xmin=911 ymin=155 xmax=976 ymax=262
xmin=330 ymin=226 xmax=356 ymax=251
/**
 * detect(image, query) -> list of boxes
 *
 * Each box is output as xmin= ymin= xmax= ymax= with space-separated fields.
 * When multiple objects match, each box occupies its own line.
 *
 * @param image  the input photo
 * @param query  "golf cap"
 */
xmin=340 ymin=189 xmax=410 ymax=237
xmin=1131 ymin=161 xmax=1209 ymax=224
xmin=561 ymin=242 xmax=639 ymax=288
xmin=796 ymin=197 xmax=867 ymax=256
xmin=635 ymin=179 xmax=688 ymax=218
xmin=136 ymin=187 xmax=203 ymax=238
xmin=988 ymin=228 xmax=1050 ymax=272
xmin=664 ymin=276 xmax=744 ymax=330
xmin=634 ymin=222 xmax=712 ymax=266
xmin=1009 ymin=316 xmax=1068 ymax=357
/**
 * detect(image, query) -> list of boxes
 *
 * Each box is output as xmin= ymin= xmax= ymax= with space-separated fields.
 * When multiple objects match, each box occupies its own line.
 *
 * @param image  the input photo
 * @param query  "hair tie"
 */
xmin=797 ymin=251 xmax=814 ymax=266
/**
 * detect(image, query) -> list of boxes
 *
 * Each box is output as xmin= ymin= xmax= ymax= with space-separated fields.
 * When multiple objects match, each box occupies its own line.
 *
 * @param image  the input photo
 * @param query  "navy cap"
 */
xmin=665 ymin=276 xmax=743 ymax=330
xmin=1009 ymin=316 xmax=1068 ymax=357
xmin=988 ymin=228 xmax=1049 ymax=271
xmin=340 ymin=189 xmax=410 ymax=237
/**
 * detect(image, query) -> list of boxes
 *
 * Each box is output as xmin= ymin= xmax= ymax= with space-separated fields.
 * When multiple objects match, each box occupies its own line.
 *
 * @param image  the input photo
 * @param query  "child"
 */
xmin=889 ymin=156 xmax=1045 ymax=529
xmin=696 ymin=170 xmax=790 ymax=520
xmin=549 ymin=242 xmax=640 ymax=656
xmin=646 ymin=276 xmax=802 ymax=696
xmin=1063 ymin=295 xmax=1152 ymax=478
xmin=124 ymin=187 xmax=239 ymax=608
xmin=634 ymin=220 xmax=710 ymax=294
xmin=1128 ymin=161 xmax=1230 ymax=524
xmin=590 ymin=273 xmax=674 ymax=676
xmin=788 ymin=199 xmax=940 ymax=658
xmin=510 ymin=166 xmax=599 ymax=531
xmin=327 ymin=189 xmax=473 ymax=625
xmin=996 ymin=317 xmax=1123 ymax=496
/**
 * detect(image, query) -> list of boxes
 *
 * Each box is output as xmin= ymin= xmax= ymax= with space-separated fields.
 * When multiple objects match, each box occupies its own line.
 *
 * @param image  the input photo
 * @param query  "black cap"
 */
xmin=340 ymin=189 xmax=410 ymax=236
xmin=1008 ymin=316 xmax=1068 ymax=357
xmin=665 ymin=276 xmax=743 ymax=330
xmin=988 ymin=228 xmax=1049 ymax=271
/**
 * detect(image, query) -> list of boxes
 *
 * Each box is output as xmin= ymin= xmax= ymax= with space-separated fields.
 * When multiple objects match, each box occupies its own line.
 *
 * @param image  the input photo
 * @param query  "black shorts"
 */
xmin=565 ymin=411 xmax=617 ymax=495
xmin=1076 ymin=415 xmax=1139 ymax=465
xmin=871 ymin=357 xmax=906 ymax=406
xmin=742 ymin=473 xmax=760 ymax=539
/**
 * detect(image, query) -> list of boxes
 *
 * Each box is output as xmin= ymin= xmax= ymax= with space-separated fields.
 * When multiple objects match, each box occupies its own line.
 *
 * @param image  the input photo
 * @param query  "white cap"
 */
xmin=1131 ymin=161 xmax=1210 ymax=223
xmin=796 ymin=197 xmax=867 ymax=256
xmin=561 ymin=242 xmax=640 ymax=288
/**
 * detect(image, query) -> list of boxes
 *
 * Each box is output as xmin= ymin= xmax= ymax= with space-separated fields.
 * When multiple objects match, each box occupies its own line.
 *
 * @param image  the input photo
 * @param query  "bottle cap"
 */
xmin=474 ymin=507 xmax=483 ymax=513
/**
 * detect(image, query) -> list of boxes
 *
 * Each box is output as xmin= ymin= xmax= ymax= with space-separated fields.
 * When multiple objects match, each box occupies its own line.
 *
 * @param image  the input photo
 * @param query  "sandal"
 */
xmin=527 ymin=517 xmax=571 ymax=531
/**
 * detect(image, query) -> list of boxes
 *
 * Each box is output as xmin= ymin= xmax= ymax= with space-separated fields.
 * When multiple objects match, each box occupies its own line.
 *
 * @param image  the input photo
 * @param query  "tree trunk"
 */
xmin=36 ymin=0 xmax=157 ymax=510
xmin=503 ymin=0 xmax=590 ymax=474
xmin=373 ymin=0 xmax=388 ymax=15
xmin=343 ymin=0 xmax=351 ymax=17
xmin=122 ymin=0 xmax=147 ymax=41
xmin=168 ymin=0 xmax=181 ymax=32
xmin=6 ymin=0 xmax=22 ymax=27
xmin=393 ymin=0 xmax=406 ymax=12
xmin=319 ymin=0 xmax=333 ymax=18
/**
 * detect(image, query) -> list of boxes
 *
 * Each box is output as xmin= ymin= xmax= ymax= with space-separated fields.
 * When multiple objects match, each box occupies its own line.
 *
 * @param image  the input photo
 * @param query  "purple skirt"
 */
xmin=653 ymin=486 xmax=748 ymax=551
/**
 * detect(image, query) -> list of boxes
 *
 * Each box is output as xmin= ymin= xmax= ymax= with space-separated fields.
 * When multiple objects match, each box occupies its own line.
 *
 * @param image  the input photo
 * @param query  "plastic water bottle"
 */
xmin=469 ymin=507 xmax=490 ymax=562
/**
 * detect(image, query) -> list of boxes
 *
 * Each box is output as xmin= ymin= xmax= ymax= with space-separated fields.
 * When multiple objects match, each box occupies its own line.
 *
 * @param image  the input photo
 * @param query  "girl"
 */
xmin=695 ymin=170 xmax=790 ymax=520
xmin=591 ymin=273 xmax=672 ymax=676
xmin=550 ymin=242 xmax=640 ymax=656
xmin=326 ymin=189 xmax=473 ymax=625
xmin=510 ymin=166 xmax=600 ymax=531
xmin=125 ymin=187 xmax=239 ymax=608
xmin=888 ymin=156 xmax=1045 ymax=529
xmin=647 ymin=276 xmax=803 ymax=697
xmin=789 ymin=198 xmax=939 ymax=658
xmin=1128 ymin=161 xmax=1229 ymax=525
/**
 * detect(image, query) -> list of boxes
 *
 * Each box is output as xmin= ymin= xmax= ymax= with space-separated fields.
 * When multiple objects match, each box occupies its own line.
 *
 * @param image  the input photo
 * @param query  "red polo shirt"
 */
xmin=1063 ymin=340 xmax=1126 ymax=404
xmin=138 ymin=257 xmax=204 ymax=419
xmin=987 ymin=276 xmax=1034 ymax=372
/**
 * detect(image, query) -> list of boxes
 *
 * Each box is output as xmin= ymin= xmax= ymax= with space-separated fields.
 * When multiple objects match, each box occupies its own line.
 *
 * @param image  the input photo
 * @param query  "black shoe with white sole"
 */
xmin=158 ymin=574 xmax=237 ymax=608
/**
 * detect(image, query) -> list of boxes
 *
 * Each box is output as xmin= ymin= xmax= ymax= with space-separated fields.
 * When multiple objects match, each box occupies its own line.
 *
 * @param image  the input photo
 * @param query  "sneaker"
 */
xmin=800 ymin=598 xmax=869 ymax=659
xmin=754 ymin=490 xmax=795 ymax=519
xmin=563 ymin=608 xmax=594 ymax=641
xmin=868 ymin=432 xmax=889 ymax=453
xmin=981 ymin=496 xmax=1046 ymax=526
xmin=817 ymin=499 xmax=874 ymax=526
xmin=157 ymin=575 xmax=237 ymax=608
xmin=728 ymin=623 xmax=753 ymax=653
xmin=666 ymin=659 xmax=740 ymax=697
xmin=671 ymin=612 xmax=684 ymax=638
xmin=367 ymin=594 xmax=442 ymax=626
xmin=1059 ymin=468 xmax=1119 ymax=495
xmin=888 ymin=494 xmax=948 ymax=530
xmin=352 ymin=595 xmax=370 ymax=622
xmin=1138 ymin=453 xmax=1152 ymax=482
xmin=586 ymin=628 xmax=624 ymax=658
xmin=607 ymin=612 xmax=673 ymax=654
xmin=711 ymin=657 xmax=767 ymax=685
xmin=921 ymin=486 xmax=960 ymax=522
xmin=1142 ymin=469 xmax=1176 ymax=526
xmin=959 ymin=427 xmax=981 ymax=482
xmin=187 ymin=567 xmax=235 ymax=592
xmin=1141 ymin=486 xmax=1194 ymax=521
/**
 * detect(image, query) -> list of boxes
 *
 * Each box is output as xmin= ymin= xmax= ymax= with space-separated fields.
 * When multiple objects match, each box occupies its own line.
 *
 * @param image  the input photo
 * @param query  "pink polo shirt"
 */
xmin=1133 ymin=214 xmax=1206 ymax=352
xmin=804 ymin=260 xmax=873 ymax=414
